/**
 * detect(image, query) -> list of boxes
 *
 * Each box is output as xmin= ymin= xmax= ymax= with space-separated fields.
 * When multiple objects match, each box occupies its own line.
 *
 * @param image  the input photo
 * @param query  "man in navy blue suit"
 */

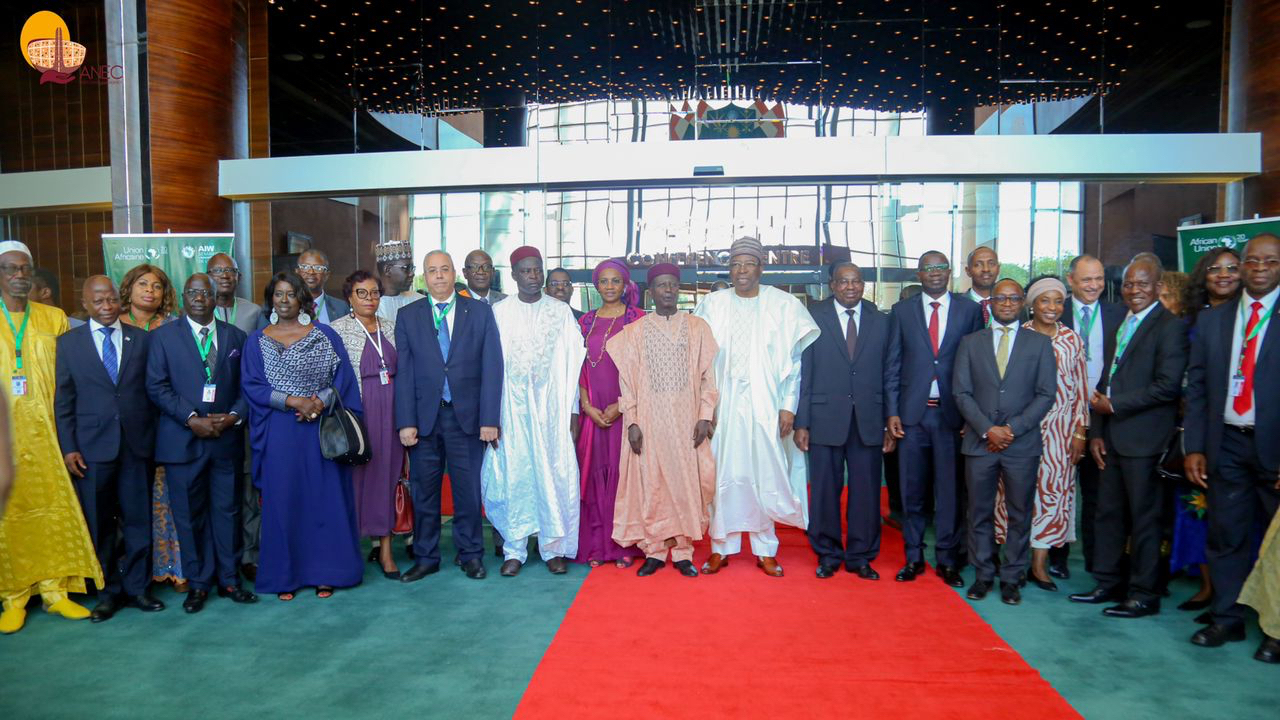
xmin=55 ymin=275 xmax=162 ymax=621
xmin=1184 ymin=233 xmax=1280 ymax=662
xmin=795 ymin=262 xmax=895 ymax=580
xmin=886 ymin=251 xmax=983 ymax=587
xmin=147 ymin=274 xmax=257 ymax=613
xmin=395 ymin=250 xmax=503 ymax=582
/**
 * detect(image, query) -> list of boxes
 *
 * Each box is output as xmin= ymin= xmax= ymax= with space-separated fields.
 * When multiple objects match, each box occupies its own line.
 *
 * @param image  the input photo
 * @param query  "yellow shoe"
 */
xmin=45 ymin=598 xmax=90 ymax=620
xmin=0 ymin=607 xmax=27 ymax=634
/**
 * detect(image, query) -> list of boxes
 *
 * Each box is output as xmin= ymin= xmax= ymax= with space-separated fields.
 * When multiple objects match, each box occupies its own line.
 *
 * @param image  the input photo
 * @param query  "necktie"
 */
xmin=199 ymin=327 xmax=216 ymax=380
xmin=928 ymin=302 xmax=941 ymax=356
xmin=1233 ymin=301 xmax=1263 ymax=415
xmin=1080 ymin=305 xmax=1094 ymax=361
xmin=845 ymin=308 xmax=858 ymax=359
xmin=996 ymin=326 xmax=1011 ymax=378
xmin=100 ymin=327 xmax=118 ymax=385
xmin=980 ymin=298 xmax=991 ymax=326
xmin=437 ymin=303 xmax=452 ymax=403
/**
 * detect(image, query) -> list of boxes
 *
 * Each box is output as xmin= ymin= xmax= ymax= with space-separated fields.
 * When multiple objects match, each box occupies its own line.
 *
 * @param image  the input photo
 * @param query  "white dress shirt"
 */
xmin=88 ymin=317 xmax=124 ymax=363
xmin=430 ymin=292 xmax=458 ymax=342
xmin=837 ymin=301 xmax=861 ymax=341
xmin=921 ymin=291 xmax=950 ymax=398
xmin=1074 ymin=298 xmax=1105 ymax=392
xmin=1224 ymin=286 xmax=1279 ymax=427
xmin=187 ymin=315 xmax=217 ymax=354
xmin=315 ymin=296 xmax=331 ymax=325
xmin=990 ymin=318 xmax=1020 ymax=358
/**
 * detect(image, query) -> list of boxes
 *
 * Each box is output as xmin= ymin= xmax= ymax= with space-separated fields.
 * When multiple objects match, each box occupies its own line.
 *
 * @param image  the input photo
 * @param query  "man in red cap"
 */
xmin=480 ymin=246 xmax=586 ymax=576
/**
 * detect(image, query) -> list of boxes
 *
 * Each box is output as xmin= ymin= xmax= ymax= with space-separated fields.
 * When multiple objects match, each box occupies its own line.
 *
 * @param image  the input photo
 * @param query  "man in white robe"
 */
xmin=480 ymin=246 xmax=585 ymax=576
xmin=694 ymin=237 xmax=820 ymax=577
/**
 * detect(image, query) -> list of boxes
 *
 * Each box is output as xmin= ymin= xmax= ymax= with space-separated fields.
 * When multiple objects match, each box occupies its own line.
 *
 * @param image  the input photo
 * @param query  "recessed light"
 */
xmin=283 ymin=52 xmax=305 ymax=62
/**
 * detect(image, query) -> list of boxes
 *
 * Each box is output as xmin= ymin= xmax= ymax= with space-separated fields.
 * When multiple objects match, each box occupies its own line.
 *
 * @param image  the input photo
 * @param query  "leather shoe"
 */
xmin=815 ymin=564 xmax=839 ymax=579
xmin=1001 ymin=582 xmax=1022 ymax=605
xmin=1102 ymin=598 xmax=1160 ymax=618
xmin=851 ymin=565 xmax=880 ymax=581
xmin=128 ymin=594 xmax=165 ymax=612
xmin=700 ymin=553 xmax=729 ymax=575
xmin=183 ymin=589 xmax=209 ymax=614
xmin=1190 ymin=623 xmax=1245 ymax=647
xmin=1177 ymin=596 xmax=1212 ymax=611
xmin=546 ymin=557 xmax=568 ymax=574
xmin=240 ymin=563 xmax=257 ymax=582
xmin=461 ymin=558 xmax=486 ymax=579
xmin=756 ymin=556 xmax=783 ymax=577
xmin=935 ymin=564 xmax=964 ymax=587
xmin=637 ymin=558 xmax=665 ymax=576
xmin=672 ymin=560 xmax=698 ymax=577
xmin=1069 ymin=586 xmax=1122 ymax=604
xmin=1255 ymin=635 xmax=1280 ymax=664
xmin=500 ymin=559 xmax=522 ymax=577
xmin=967 ymin=580 xmax=991 ymax=600
xmin=217 ymin=586 xmax=259 ymax=604
xmin=1047 ymin=561 xmax=1070 ymax=580
xmin=400 ymin=563 xmax=440 ymax=583
xmin=90 ymin=594 xmax=125 ymax=623
xmin=896 ymin=561 xmax=926 ymax=582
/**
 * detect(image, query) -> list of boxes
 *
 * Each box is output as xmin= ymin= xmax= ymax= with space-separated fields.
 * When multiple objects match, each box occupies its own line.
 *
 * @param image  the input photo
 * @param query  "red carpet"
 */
xmin=515 ymin=520 xmax=1080 ymax=720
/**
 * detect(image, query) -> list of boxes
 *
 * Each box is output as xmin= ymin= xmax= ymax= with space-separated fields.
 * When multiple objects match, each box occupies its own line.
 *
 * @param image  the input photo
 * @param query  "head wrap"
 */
xmin=728 ymin=236 xmax=765 ymax=264
xmin=647 ymin=263 xmax=681 ymax=286
xmin=1025 ymin=277 xmax=1067 ymax=307
xmin=0 ymin=240 xmax=32 ymax=260
xmin=593 ymin=258 xmax=639 ymax=306
xmin=509 ymin=245 xmax=542 ymax=266
xmin=374 ymin=239 xmax=413 ymax=263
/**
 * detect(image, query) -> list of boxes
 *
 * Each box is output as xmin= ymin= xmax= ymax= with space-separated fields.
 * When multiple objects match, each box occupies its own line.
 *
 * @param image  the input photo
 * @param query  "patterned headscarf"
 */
xmin=592 ymin=258 xmax=639 ymax=307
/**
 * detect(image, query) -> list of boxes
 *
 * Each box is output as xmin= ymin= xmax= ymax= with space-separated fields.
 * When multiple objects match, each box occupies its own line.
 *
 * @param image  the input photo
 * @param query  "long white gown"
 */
xmin=694 ymin=286 xmax=820 ymax=542
xmin=480 ymin=294 xmax=586 ymax=561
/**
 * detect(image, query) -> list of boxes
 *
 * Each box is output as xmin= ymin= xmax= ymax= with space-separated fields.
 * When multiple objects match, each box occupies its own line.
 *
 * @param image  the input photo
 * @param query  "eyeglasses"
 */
xmin=465 ymin=263 xmax=494 ymax=273
xmin=208 ymin=267 xmax=238 ymax=276
xmin=184 ymin=289 xmax=213 ymax=299
xmin=386 ymin=263 xmax=414 ymax=273
xmin=921 ymin=263 xmax=950 ymax=273
xmin=728 ymin=261 xmax=760 ymax=270
xmin=547 ymin=280 xmax=573 ymax=289
xmin=1243 ymin=258 xmax=1280 ymax=269
xmin=297 ymin=263 xmax=328 ymax=273
xmin=353 ymin=288 xmax=381 ymax=300
xmin=831 ymin=278 xmax=864 ymax=288
xmin=1207 ymin=264 xmax=1240 ymax=275
xmin=991 ymin=294 xmax=1024 ymax=304
xmin=0 ymin=263 xmax=32 ymax=275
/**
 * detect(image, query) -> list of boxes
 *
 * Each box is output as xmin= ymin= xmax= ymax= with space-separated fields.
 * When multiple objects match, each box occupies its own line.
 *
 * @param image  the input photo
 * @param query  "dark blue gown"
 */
xmin=242 ymin=324 xmax=364 ymax=593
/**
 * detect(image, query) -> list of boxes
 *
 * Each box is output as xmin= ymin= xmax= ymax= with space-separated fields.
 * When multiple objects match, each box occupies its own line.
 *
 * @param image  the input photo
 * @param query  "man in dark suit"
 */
xmin=54 ymin=275 xmax=162 ymax=621
xmin=1184 ymin=233 xmax=1280 ymax=661
xmin=886 ymin=251 xmax=984 ymax=586
xmin=952 ymin=279 xmax=1058 ymax=605
xmin=395 ymin=250 xmax=503 ymax=582
xmin=1057 ymin=253 xmax=1126 ymax=577
xmin=795 ymin=262 xmax=894 ymax=580
xmin=147 ymin=274 xmax=257 ymax=613
xmin=1070 ymin=255 xmax=1188 ymax=617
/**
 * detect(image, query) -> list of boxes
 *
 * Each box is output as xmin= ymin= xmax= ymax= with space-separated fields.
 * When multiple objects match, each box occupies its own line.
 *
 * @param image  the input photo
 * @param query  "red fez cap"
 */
xmin=509 ymin=245 xmax=542 ymax=266
xmin=647 ymin=263 xmax=680 ymax=285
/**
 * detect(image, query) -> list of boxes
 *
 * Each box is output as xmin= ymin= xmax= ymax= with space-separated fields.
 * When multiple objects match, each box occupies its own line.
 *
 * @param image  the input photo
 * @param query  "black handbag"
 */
xmin=318 ymin=390 xmax=372 ymax=466
xmin=1157 ymin=426 xmax=1185 ymax=482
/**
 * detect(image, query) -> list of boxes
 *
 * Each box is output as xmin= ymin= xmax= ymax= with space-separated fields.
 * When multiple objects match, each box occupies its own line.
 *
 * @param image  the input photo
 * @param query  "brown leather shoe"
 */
xmin=700 ymin=553 xmax=730 ymax=574
xmin=756 ymin=556 xmax=784 ymax=577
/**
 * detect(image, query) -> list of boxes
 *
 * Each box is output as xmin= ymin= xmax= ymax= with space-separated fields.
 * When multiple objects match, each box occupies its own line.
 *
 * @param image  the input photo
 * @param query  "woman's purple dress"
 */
xmin=353 ymin=339 xmax=401 ymax=537
xmin=575 ymin=306 xmax=645 ymax=564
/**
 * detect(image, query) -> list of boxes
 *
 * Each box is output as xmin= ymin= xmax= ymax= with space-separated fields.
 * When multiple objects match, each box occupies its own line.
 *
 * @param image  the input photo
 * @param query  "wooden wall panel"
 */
xmin=1240 ymin=0 xmax=1280 ymax=216
xmin=248 ymin=0 xmax=273 ymax=297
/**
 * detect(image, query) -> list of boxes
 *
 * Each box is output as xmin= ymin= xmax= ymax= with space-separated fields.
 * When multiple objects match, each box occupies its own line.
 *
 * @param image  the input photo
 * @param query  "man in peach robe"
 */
xmin=609 ymin=264 xmax=719 ymax=577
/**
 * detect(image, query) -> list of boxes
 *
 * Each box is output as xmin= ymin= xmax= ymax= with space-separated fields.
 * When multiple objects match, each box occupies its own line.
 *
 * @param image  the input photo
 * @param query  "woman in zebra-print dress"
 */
xmin=995 ymin=278 xmax=1089 ymax=589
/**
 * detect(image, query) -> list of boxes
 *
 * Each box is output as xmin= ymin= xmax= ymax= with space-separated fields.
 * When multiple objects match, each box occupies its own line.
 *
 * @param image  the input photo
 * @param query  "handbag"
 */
xmin=393 ymin=452 xmax=413 ymax=535
xmin=318 ymin=390 xmax=372 ymax=466
xmin=1157 ymin=426 xmax=1185 ymax=482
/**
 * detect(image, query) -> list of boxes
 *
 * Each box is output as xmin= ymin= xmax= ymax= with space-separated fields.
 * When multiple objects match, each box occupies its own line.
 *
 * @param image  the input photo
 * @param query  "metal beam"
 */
xmin=0 ymin=167 xmax=113 ymax=212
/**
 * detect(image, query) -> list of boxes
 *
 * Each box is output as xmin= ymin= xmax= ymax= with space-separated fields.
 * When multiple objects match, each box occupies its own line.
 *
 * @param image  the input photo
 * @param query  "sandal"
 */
xmin=277 ymin=592 xmax=295 ymax=601
xmin=615 ymin=558 xmax=633 ymax=569
xmin=588 ymin=560 xmax=602 ymax=568
xmin=316 ymin=586 xmax=334 ymax=599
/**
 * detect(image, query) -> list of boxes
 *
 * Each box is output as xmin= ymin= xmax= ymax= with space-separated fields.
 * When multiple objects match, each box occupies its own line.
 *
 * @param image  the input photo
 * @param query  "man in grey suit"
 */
xmin=461 ymin=250 xmax=507 ymax=305
xmin=207 ymin=254 xmax=262 ymax=335
xmin=953 ymin=278 xmax=1057 ymax=605
xmin=294 ymin=249 xmax=350 ymax=324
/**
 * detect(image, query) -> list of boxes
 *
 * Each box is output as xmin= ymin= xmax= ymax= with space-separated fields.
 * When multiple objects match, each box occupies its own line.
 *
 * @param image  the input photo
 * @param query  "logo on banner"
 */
xmin=20 ymin=11 xmax=123 ymax=85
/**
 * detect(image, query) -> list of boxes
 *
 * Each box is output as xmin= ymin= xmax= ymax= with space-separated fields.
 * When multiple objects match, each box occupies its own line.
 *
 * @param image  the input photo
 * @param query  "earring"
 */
xmin=270 ymin=311 xmax=279 ymax=325
xmin=298 ymin=312 xmax=312 ymax=325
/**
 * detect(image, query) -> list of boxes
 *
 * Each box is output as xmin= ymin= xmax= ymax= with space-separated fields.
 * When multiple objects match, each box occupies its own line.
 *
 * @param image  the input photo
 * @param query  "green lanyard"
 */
xmin=1236 ymin=299 xmax=1276 ymax=375
xmin=129 ymin=310 xmax=154 ymax=331
xmin=1 ymin=303 xmax=30 ymax=372
xmin=194 ymin=327 xmax=215 ymax=382
xmin=431 ymin=297 xmax=455 ymax=331
xmin=1077 ymin=304 xmax=1096 ymax=361
xmin=1109 ymin=314 xmax=1141 ymax=379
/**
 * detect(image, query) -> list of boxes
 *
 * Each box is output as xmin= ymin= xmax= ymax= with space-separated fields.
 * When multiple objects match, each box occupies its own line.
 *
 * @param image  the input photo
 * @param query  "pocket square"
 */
xmin=227 ymin=348 xmax=241 ymax=360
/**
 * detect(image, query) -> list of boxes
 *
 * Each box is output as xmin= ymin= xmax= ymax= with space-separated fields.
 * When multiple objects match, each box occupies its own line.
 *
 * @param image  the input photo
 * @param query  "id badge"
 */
xmin=1230 ymin=374 xmax=1246 ymax=398
xmin=202 ymin=384 xmax=217 ymax=403
xmin=10 ymin=375 xmax=26 ymax=397
xmin=379 ymin=368 xmax=390 ymax=386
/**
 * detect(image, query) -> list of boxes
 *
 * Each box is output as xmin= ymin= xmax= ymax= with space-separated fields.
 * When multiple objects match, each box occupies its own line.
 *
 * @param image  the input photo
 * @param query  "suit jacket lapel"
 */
xmin=1253 ymin=304 xmax=1279 ymax=366
xmin=975 ymin=328 xmax=1001 ymax=382
xmin=822 ymin=301 xmax=850 ymax=361
xmin=448 ymin=300 xmax=469 ymax=363
xmin=848 ymin=300 xmax=874 ymax=365
xmin=81 ymin=326 xmax=115 ymax=386
xmin=1115 ymin=304 xmax=1162 ymax=374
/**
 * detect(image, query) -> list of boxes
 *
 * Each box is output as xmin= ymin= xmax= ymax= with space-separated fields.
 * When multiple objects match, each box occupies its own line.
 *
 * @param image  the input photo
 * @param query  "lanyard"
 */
xmin=215 ymin=303 xmax=237 ymax=326
xmin=359 ymin=317 xmax=387 ymax=368
xmin=1109 ymin=314 xmax=1141 ymax=378
xmin=129 ymin=310 xmax=154 ymax=331
xmin=1236 ymin=299 xmax=1276 ymax=374
xmin=194 ymin=325 xmax=216 ymax=382
xmin=1 ymin=303 xmax=29 ymax=372
xmin=1077 ymin=304 xmax=1096 ymax=360
xmin=431 ymin=297 xmax=455 ymax=331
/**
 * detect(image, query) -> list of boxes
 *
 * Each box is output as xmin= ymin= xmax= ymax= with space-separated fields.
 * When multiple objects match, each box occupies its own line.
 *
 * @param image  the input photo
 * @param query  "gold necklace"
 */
xmin=585 ymin=311 xmax=621 ymax=368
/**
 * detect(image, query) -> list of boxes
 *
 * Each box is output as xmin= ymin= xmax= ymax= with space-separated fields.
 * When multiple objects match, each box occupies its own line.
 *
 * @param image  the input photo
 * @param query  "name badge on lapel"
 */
xmin=202 ymin=384 xmax=217 ymax=403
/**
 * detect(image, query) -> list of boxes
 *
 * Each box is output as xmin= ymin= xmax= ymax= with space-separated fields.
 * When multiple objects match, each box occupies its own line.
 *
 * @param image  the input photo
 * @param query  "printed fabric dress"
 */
xmin=574 ymin=305 xmax=646 ymax=564
xmin=995 ymin=323 xmax=1088 ymax=548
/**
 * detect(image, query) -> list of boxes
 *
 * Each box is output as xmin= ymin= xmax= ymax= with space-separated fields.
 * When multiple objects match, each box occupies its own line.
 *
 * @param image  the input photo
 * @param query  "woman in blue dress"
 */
xmin=242 ymin=271 xmax=364 ymax=600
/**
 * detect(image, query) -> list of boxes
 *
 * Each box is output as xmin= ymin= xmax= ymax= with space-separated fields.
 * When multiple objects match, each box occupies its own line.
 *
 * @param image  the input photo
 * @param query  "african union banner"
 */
xmin=1176 ymin=217 xmax=1280 ymax=272
xmin=670 ymin=99 xmax=785 ymax=141
xmin=102 ymin=233 xmax=234 ymax=305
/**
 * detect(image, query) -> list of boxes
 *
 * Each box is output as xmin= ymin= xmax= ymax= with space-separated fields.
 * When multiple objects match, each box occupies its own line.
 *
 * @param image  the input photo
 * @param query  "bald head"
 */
xmin=462 ymin=249 xmax=496 ymax=295
xmin=81 ymin=275 xmax=121 ymax=326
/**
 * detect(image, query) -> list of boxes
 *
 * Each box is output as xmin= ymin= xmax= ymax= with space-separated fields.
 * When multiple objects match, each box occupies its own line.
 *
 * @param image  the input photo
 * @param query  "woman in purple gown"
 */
xmin=331 ymin=271 xmax=403 ymax=580
xmin=575 ymin=258 xmax=645 ymax=567
xmin=242 ymin=271 xmax=363 ymax=600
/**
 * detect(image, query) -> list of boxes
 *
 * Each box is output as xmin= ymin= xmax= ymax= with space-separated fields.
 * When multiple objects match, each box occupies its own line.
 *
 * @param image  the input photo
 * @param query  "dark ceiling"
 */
xmin=267 ymin=0 xmax=1226 ymax=155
